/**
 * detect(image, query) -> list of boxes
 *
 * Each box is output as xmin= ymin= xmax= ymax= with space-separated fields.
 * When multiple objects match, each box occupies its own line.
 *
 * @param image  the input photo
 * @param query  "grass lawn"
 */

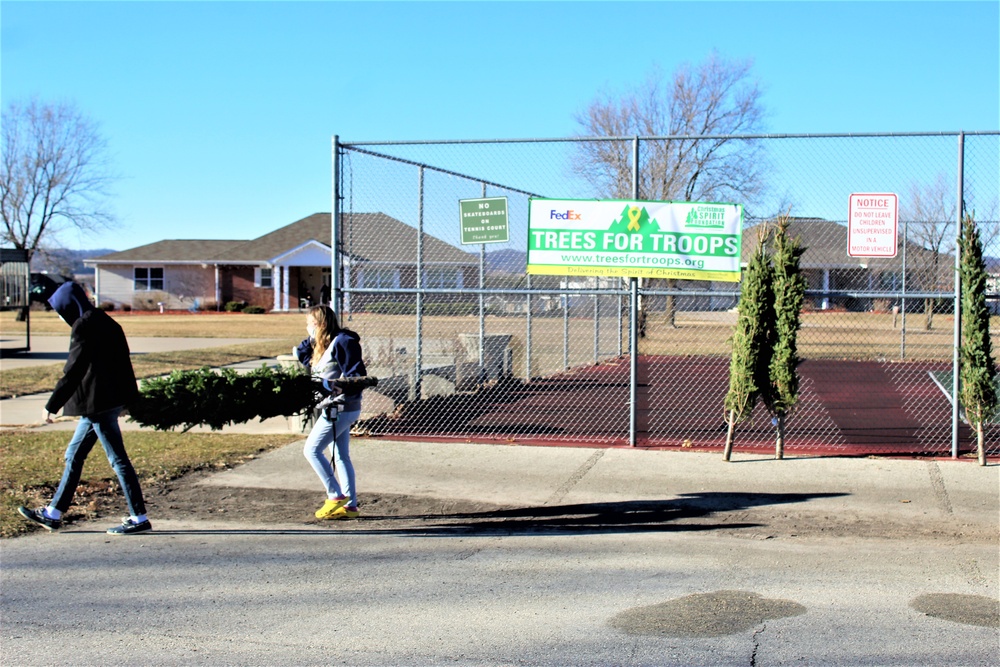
xmin=1 ymin=310 xmax=304 ymax=398
xmin=0 ymin=430 xmax=303 ymax=538
xmin=1 ymin=340 xmax=296 ymax=399
xmin=0 ymin=309 xmax=311 ymax=338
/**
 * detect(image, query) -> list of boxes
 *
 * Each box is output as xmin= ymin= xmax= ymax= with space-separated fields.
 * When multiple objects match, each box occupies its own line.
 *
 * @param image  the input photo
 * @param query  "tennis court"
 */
xmin=360 ymin=355 xmax=978 ymax=457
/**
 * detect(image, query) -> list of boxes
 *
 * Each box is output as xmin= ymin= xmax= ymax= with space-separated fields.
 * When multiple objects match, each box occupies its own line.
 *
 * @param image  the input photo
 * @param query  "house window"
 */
xmin=361 ymin=267 xmax=397 ymax=289
xmin=423 ymin=268 xmax=461 ymax=289
xmin=255 ymin=267 xmax=273 ymax=288
xmin=134 ymin=267 xmax=164 ymax=291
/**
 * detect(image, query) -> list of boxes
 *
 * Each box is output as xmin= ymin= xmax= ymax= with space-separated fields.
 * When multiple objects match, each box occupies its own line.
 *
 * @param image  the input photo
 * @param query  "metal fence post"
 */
xmin=526 ymin=274 xmax=532 ymax=379
xmin=593 ymin=293 xmax=600 ymax=364
xmin=414 ymin=166 xmax=424 ymax=401
xmin=900 ymin=218 xmax=907 ymax=359
xmin=629 ymin=135 xmax=640 ymax=447
xmin=479 ymin=182 xmax=486 ymax=370
xmin=618 ymin=277 xmax=624 ymax=356
xmin=629 ymin=278 xmax=638 ymax=446
xmin=331 ymin=135 xmax=341 ymax=314
xmin=563 ymin=291 xmax=570 ymax=370
xmin=952 ymin=132 xmax=965 ymax=459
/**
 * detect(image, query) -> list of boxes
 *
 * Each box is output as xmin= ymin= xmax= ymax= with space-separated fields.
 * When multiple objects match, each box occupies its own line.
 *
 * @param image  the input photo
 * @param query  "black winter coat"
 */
xmin=45 ymin=285 xmax=138 ymax=416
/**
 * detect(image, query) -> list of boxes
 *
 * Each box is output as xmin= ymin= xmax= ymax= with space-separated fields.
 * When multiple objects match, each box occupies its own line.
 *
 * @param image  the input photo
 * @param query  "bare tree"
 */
xmin=1 ymin=98 xmax=117 ymax=262
xmin=574 ymin=51 xmax=768 ymax=328
xmin=574 ymin=51 xmax=768 ymax=203
xmin=903 ymin=173 xmax=956 ymax=330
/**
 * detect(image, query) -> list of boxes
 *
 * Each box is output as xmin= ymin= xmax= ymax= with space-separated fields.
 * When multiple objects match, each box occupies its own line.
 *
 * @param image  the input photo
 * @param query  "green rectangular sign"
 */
xmin=460 ymin=197 xmax=509 ymax=244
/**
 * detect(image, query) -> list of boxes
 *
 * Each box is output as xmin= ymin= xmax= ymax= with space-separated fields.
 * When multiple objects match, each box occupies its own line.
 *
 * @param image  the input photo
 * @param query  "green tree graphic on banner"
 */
xmin=607 ymin=205 xmax=661 ymax=240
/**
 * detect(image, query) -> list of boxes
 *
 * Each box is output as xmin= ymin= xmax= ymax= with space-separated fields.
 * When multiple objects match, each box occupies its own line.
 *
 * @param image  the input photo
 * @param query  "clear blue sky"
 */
xmin=2 ymin=1 xmax=998 ymax=251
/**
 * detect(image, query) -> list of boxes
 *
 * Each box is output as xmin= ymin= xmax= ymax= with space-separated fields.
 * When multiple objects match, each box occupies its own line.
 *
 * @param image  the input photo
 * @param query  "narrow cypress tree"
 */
xmin=958 ymin=213 xmax=997 ymax=466
xmin=766 ymin=217 xmax=807 ymax=459
xmin=723 ymin=226 xmax=775 ymax=461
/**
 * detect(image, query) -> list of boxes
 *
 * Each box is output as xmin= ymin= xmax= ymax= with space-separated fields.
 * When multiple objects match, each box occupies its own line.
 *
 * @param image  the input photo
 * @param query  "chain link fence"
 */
xmin=334 ymin=132 xmax=1000 ymax=458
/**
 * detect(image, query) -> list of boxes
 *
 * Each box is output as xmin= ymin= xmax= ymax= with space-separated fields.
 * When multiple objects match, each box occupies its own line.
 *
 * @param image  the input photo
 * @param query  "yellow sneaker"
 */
xmin=330 ymin=505 xmax=360 ymax=519
xmin=315 ymin=497 xmax=349 ymax=519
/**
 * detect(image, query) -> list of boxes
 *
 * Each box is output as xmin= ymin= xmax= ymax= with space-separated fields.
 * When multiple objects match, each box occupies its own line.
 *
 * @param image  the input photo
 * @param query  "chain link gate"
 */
xmin=332 ymin=132 xmax=999 ymax=458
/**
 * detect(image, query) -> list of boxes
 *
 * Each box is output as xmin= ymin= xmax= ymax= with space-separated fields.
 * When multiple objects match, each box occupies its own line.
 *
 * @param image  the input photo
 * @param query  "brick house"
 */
xmin=740 ymin=217 xmax=951 ymax=311
xmin=86 ymin=212 xmax=477 ymax=311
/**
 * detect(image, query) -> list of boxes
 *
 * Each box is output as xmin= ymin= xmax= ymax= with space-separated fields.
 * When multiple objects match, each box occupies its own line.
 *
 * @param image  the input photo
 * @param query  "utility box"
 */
xmin=458 ymin=333 xmax=513 ymax=381
xmin=1 ymin=248 xmax=31 ymax=354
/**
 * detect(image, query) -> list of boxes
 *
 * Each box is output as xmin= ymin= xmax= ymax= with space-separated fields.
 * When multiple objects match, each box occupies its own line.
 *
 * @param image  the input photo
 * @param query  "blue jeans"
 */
xmin=303 ymin=408 xmax=361 ymax=506
xmin=51 ymin=407 xmax=146 ymax=517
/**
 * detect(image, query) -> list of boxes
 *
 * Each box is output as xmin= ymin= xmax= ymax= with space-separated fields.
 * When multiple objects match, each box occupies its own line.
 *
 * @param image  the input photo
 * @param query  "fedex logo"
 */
xmin=550 ymin=209 xmax=582 ymax=220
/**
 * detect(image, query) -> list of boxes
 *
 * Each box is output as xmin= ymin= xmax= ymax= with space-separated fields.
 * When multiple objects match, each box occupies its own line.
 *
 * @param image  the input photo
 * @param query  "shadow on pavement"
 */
xmin=92 ymin=491 xmax=848 ymax=538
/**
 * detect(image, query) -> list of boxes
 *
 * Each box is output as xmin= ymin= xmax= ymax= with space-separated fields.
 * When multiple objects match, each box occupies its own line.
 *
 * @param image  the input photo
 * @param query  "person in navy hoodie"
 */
xmin=18 ymin=282 xmax=151 ymax=535
xmin=304 ymin=305 xmax=367 ymax=520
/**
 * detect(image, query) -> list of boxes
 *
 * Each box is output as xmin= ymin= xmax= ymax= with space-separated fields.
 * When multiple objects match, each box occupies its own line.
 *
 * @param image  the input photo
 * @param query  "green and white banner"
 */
xmin=526 ymin=198 xmax=744 ymax=282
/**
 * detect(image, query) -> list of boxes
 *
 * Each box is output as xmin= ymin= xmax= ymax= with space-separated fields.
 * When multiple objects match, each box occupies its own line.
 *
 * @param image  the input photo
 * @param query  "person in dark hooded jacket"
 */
xmin=17 ymin=282 xmax=151 ymax=535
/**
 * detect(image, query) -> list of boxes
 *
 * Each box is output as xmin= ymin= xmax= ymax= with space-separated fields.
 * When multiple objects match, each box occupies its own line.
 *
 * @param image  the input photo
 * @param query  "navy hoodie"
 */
xmin=46 ymin=282 xmax=139 ymax=416
xmin=313 ymin=329 xmax=367 ymax=412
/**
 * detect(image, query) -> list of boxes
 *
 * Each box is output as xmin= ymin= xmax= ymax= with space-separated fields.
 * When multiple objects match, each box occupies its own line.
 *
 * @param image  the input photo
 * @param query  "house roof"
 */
xmin=337 ymin=213 xmax=474 ymax=265
xmin=92 ymin=240 xmax=244 ymax=263
xmin=88 ymin=213 xmax=475 ymax=266
xmin=741 ymin=218 xmax=945 ymax=270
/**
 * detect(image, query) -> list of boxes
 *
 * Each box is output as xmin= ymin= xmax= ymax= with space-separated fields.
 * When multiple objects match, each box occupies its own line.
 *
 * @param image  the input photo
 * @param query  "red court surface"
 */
xmin=361 ymin=356 xmax=990 ymax=458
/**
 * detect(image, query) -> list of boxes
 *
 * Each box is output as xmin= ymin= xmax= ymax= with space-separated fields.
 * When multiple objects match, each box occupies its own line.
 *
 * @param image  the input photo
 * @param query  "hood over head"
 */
xmin=47 ymin=282 xmax=94 ymax=326
xmin=336 ymin=328 xmax=361 ymax=343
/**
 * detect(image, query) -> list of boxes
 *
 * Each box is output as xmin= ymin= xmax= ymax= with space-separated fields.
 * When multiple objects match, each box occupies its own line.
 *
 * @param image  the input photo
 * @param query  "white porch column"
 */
xmin=272 ymin=265 xmax=281 ymax=312
xmin=822 ymin=269 xmax=831 ymax=310
xmin=282 ymin=265 xmax=291 ymax=311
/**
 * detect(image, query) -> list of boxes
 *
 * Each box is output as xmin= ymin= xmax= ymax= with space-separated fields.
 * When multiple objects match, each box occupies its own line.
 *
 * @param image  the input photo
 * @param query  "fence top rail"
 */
xmin=342 ymin=145 xmax=544 ymax=198
xmin=341 ymin=287 xmax=982 ymax=299
xmin=341 ymin=131 xmax=1000 ymax=147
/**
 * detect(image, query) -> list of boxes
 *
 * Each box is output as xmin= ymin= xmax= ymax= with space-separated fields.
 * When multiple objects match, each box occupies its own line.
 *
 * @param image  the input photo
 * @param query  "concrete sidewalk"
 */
xmin=203 ymin=435 xmax=1000 ymax=542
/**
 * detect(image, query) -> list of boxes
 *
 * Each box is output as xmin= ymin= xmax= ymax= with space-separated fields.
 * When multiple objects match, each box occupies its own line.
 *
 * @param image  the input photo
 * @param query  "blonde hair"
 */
xmin=308 ymin=305 xmax=340 ymax=369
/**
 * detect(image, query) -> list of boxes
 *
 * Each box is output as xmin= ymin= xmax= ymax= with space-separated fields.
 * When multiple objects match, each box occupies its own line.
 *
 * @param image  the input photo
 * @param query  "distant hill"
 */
xmin=484 ymin=248 xmax=526 ymax=273
xmin=31 ymin=248 xmax=116 ymax=275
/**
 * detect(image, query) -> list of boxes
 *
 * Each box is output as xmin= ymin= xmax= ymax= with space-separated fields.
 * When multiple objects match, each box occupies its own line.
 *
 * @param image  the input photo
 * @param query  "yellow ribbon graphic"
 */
xmin=627 ymin=206 xmax=641 ymax=231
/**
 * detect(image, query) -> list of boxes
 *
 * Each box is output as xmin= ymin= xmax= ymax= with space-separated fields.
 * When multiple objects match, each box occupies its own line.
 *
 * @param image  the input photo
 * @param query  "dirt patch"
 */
xmin=147 ymin=472 xmax=508 ymax=527
xmin=30 ymin=469 xmax=998 ymax=543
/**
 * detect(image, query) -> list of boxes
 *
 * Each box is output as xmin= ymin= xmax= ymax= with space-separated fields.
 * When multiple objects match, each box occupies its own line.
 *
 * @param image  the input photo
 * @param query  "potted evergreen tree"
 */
xmin=958 ymin=213 xmax=997 ymax=466
xmin=765 ymin=217 xmax=807 ymax=459
xmin=723 ymin=227 xmax=775 ymax=461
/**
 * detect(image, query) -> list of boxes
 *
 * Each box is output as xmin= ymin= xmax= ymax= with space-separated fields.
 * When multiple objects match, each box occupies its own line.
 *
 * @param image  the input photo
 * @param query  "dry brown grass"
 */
xmin=1 ymin=430 xmax=303 ymax=538
xmin=0 ymin=310 xmax=308 ymax=338
xmin=2 ymin=307 xmax=975 ymax=358
xmin=638 ymin=311 xmax=962 ymax=361
xmin=1 ymin=308 xmax=984 ymax=399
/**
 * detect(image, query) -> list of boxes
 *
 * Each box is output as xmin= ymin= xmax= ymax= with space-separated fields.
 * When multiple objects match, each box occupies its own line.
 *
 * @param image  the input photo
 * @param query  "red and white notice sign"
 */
xmin=848 ymin=193 xmax=898 ymax=257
